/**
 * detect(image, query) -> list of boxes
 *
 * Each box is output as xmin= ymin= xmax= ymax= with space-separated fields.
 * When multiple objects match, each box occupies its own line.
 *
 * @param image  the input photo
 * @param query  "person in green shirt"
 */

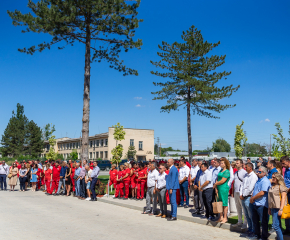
xmin=213 ymin=157 xmax=231 ymax=223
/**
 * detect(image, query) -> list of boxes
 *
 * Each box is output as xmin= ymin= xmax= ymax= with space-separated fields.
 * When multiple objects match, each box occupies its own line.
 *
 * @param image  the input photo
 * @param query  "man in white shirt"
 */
xmin=190 ymin=159 xmax=199 ymax=198
xmin=211 ymin=159 xmax=221 ymax=207
xmin=144 ymin=162 xmax=159 ymax=215
xmin=178 ymin=159 xmax=190 ymax=208
xmin=199 ymin=162 xmax=214 ymax=221
xmin=155 ymin=163 xmax=167 ymax=218
xmin=0 ymin=161 xmax=9 ymax=191
xmin=239 ymin=162 xmax=258 ymax=235
xmin=232 ymin=159 xmax=247 ymax=229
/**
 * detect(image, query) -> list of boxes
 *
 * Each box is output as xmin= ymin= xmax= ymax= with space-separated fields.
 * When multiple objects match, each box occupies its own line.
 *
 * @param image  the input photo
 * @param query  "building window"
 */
xmin=101 ymin=139 xmax=104 ymax=147
xmin=96 ymin=152 xmax=99 ymax=159
xmin=96 ymin=140 xmax=99 ymax=147
xmin=70 ymin=143 xmax=72 ymax=149
xmin=105 ymin=139 xmax=108 ymax=146
xmin=76 ymin=142 xmax=79 ymax=149
xmin=73 ymin=143 xmax=75 ymax=149
xmin=105 ymin=151 xmax=108 ymax=159
xmin=90 ymin=141 xmax=93 ymax=148
xmin=139 ymin=141 xmax=143 ymax=150
xmin=66 ymin=144 xmax=69 ymax=150
xmin=100 ymin=151 xmax=103 ymax=159
xmin=89 ymin=152 xmax=92 ymax=159
xmin=130 ymin=139 xmax=134 ymax=146
xmin=93 ymin=152 xmax=95 ymax=159
xmin=46 ymin=144 xmax=50 ymax=151
xmin=58 ymin=144 xmax=60 ymax=151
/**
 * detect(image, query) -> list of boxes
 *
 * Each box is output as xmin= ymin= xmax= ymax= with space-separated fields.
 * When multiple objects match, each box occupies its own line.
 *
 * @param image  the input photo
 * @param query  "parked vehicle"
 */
xmin=97 ymin=160 xmax=111 ymax=171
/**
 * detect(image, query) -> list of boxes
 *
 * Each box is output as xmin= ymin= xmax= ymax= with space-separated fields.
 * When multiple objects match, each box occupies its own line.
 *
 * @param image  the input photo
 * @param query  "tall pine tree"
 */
xmin=8 ymin=0 xmax=143 ymax=161
xmin=1 ymin=103 xmax=29 ymax=157
xmin=151 ymin=26 xmax=240 ymax=161
xmin=27 ymin=120 xmax=44 ymax=158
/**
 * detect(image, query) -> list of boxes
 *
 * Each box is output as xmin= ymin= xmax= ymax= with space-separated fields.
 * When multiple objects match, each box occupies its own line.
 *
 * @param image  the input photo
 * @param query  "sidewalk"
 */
xmin=98 ymin=196 xmax=285 ymax=240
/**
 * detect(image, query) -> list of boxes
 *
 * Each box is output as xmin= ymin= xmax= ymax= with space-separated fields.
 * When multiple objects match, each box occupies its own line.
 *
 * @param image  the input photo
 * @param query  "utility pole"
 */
xmin=244 ymin=131 xmax=247 ymax=157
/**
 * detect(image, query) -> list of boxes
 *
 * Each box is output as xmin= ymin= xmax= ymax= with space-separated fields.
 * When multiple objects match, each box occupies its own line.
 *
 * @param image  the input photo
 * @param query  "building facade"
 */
xmin=42 ymin=128 xmax=154 ymax=161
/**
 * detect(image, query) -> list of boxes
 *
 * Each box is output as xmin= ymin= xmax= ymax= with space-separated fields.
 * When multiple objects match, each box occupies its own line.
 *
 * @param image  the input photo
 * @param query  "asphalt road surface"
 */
xmin=0 ymin=185 xmax=242 ymax=240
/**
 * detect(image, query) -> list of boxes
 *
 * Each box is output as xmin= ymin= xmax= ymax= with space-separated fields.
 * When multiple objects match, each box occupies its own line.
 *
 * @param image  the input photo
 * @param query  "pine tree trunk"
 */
xmin=81 ymin=20 xmax=91 ymax=163
xmin=187 ymin=87 xmax=192 ymax=162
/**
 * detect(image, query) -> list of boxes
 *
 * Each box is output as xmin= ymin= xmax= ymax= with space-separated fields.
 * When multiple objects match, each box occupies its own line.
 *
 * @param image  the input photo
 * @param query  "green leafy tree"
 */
xmin=42 ymin=123 xmax=56 ymax=141
xmin=126 ymin=145 xmax=137 ymax=160
xmin=271 ymin=142 xmax=283 ymax=160
xmin=154 ymin=143 xmax=159 ymax=155
xmin=69 ymin=149 xmax=79 ymax=160
xmin=234 ymin=121 xmax=247 ymax=158
xmin=27 ymin=120 xmax=44 ymax=158
xmin=212 ymin=138 xmax=231 ymax=152
xmin=56 ymin=153 xmax=64 ymax=160
xmin=151 ymin=26 xmax=239 ymax=161
xmin=1 ymin=103 xmax=29 ymax=157
xmin=46 ymin=135 xmax=57 ymax=160
xmin=245 ymin=143 xmax=267 ymax=157
xmin=272 ymin=121 xmax=290 ymax=156
xmin=8 ymin=0 xmax=143 ymax=162
xmin=111 ymin=123 xmax=126 ymax=166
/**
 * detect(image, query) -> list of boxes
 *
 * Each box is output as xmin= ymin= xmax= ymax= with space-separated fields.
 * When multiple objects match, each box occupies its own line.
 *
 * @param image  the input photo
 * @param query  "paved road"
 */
xmin=0 ymin=186 xmax=242 ymax=240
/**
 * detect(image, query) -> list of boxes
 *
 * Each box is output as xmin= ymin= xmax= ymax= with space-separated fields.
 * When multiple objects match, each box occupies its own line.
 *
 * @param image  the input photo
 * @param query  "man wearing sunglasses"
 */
xmin=248 ymin=166 xmax=271 ymax=240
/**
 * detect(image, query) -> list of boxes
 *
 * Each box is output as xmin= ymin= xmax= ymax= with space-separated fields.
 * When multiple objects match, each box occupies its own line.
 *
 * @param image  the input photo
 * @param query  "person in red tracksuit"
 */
xmin=105 ymin=164 xmax=117 ymax=196
xmin=115 ymin=165 xmax=125 ymax=198
xmin=122 ymin=163 xmax=131 ymax=199
xmin=51 ymin=161 xmax=61 ymax=195
xmin=131 ymin=163 xmax=138 ymax=199
xmin=165 ymin=166 xmax=170 ymax=204
xmin=44 ymin=163 xmax=52 ymax=194
xmin=137 ymin=162 xmax=147 ymax=200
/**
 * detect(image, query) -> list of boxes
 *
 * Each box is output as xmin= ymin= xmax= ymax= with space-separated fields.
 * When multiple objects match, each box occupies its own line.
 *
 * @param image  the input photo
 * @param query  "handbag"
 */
xmin=7 ymin=173 xmax=12 ymax=179
xmin=73 ymin=174 xmax=79 ymax=180
xmin=212 ymin=193 xmax=223 ymax=214
xmin=279 ymin=186 xmax=290 ymax=219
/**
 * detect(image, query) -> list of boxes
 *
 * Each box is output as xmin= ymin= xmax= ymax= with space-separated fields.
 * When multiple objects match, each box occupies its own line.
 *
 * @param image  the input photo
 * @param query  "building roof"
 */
xmin=44 ymin=133 xmax=109 ymax=144
xmin=165 ymin=151 xmax=188 ymax=156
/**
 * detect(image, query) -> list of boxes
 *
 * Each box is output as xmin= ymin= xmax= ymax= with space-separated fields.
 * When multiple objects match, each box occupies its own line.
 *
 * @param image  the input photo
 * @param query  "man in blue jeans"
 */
xmin=90 ymin=161 xmax=100 ymax=201
xmin=166 ymin=158 xmax=180 ymax=221
xmin=281 ymin=156 xmax=290 ymax=235
xmin=248 ymin=166 xmax=271 ymax=240
xmin=240 ymin=162 xmax=258 ymax=237
xmin=178 ymin=159 xmax=190 ymax=208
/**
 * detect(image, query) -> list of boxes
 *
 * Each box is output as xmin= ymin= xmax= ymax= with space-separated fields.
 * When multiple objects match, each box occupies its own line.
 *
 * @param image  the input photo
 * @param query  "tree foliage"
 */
xmin=245 ymin=143 xmax=267 ymax=157
xmin=212 ymin=138 xmax=231 ymax=152
xmin=234 ymin=121 xmax=247 ymax=158
xmin=272 ymin=121 xmax=290 ymax=156
xmin=42 ymin=123 xmax=56 ymax=141
xmin=69 ymin=149 xmax=79 ymax=160
xmin=111 ymin=123 xmax=125 ymax=165
xmin=126 ymin=145 xmax=137 ymax=160
xmin=1 ymin=103 xmax=43 ymax=158
xmin=46 ymin=135 xmax=57 ymax=160
xmin=151 ymin=25 xmax=239 ymax=161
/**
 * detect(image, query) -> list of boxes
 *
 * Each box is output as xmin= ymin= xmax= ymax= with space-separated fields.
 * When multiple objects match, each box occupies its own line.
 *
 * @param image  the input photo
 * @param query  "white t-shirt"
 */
xmin=179 ymin=165 xmax=190 ymax=181
xmin=157 ymin=172 xmax=167 ymax=189
xmin=147 ymin=169 xmax=159 ymax=188
xmin=190 ymin=165 xmax=200 ymax=179
xmin=199 ymin=169 xmax=213 ymax=190
xmin=234 ymin=168 xmax=247 ymax=193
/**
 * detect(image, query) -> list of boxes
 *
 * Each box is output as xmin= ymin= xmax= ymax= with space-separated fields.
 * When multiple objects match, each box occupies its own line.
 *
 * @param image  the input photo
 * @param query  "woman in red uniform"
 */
xmin=115 ymin=165 xmax=124 ymax=198
xmin=137 ymin=162 xmax=147 ymax=200
xmin=130 ymin=163 xmax=137 ymax=199
xmin=121 ymin=163 xmax=131 ymax=199
xmin=105 ymin=164 xmax=117 ymax=197
xmin=44 ymin=163 xmax=52 ymax=194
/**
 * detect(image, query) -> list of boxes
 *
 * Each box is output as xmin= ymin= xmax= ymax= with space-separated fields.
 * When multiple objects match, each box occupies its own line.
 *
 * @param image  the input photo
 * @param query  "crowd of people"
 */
xmin=1 ymin=156 xmax=290 ymax=239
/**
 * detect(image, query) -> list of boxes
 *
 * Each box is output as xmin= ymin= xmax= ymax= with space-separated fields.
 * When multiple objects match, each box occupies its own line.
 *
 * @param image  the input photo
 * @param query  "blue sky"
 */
xmin=1 ymin=0 xmax=290 ymax=151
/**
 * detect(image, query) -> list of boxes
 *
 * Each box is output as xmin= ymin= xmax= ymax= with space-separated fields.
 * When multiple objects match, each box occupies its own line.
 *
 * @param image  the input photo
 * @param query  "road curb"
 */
xmin=98 ymin=198 xmax=287 ymax=240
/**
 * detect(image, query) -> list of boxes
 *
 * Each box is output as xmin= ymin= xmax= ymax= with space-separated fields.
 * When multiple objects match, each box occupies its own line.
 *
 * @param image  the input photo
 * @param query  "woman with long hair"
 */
xmin=268 ymin=173 xmax=287 ymax=240
xmin=65 ymin=163 xmax=72 ymax=196
xmin=8 ymin=162 xmax=19 ymax=191
xmin=131 ymin=163 xmax=137 ymax=199
xmin=213 ymin=157 xmax=231 ymax=223
xmin=71 ymin=162 xmax=76 ymax=195
xmin=25 ymin=163 xmax=31 ymax=190
xmin=275 ymin=161 xmax=283 ymax=175
xmin=122 ymin=163 xmax=131 ymax=199
xmin=19 ymin=164 xmax=28 ymax=192
xmin=115 ymin=165 xmax=125 ymax=198
xmin=31 ymin=163 xmax=38 ymax=191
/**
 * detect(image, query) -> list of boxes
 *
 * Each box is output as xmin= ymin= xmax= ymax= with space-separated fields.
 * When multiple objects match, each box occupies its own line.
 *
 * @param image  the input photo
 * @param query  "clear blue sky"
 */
xmin=1 ymin=0 xmax=290 ymax=151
